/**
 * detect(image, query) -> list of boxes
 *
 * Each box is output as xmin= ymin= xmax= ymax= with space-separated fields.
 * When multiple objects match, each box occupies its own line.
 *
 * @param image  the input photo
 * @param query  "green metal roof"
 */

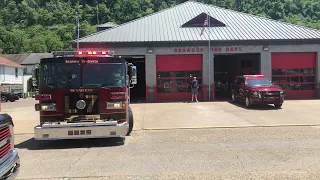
xmin=76 ymin=0 xmax=320 ymax=43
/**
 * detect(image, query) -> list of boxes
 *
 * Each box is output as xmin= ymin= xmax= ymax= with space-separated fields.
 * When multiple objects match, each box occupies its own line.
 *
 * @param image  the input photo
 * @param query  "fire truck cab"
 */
xmin=32 ymin=50 xmax=137 ymax=140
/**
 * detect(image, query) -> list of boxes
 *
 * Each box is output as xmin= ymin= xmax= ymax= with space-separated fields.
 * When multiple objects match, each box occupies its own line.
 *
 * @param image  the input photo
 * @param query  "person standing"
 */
xmin=191 ymin=76 xmax=199 ymax=102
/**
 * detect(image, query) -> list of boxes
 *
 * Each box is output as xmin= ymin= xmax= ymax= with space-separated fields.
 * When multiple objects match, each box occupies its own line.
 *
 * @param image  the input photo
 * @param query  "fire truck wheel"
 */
xmin=127 ymin=107 xmax=134 ymax=136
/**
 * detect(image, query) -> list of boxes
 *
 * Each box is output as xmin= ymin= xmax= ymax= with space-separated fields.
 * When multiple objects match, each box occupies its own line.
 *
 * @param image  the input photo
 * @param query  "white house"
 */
xmin=1 ymin=53 xmax=53 ymax=93
xmin=0 ymin=56 xmax=24 ymax=93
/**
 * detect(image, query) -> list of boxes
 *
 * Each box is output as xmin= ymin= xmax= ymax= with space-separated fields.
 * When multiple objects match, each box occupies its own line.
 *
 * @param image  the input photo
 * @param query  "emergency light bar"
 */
xmin=243 ymin=75 xmax=264 ymax=78
xmin=52 ymin=50 xmax=114 ymax=57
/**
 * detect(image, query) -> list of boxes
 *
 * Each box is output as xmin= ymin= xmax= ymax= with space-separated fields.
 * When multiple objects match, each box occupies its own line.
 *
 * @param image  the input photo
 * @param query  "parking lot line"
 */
xmin=143 ymin=125 xmax=258 ymax=130
xmin=14 ymin=132 xmax=34 ymax=135
xmin=260 ymin=124 xmax=320 ymax=127
xmin=143 ymin=123 xmax=320 ymax=130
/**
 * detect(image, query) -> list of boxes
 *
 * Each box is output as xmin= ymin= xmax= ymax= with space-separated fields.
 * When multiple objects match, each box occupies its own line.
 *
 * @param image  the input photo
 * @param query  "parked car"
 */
xmin=12 ymin=92 xmax=23 ymax=98
xmin=231 ymin=74 xmax=285 ymax=108
xmin=0 ymin=114 xmax=20 ymax=179
xmin=1 ymin=92 xmax=17 ymax=102
xmin=12 ymin=93 xmax=20 ymax=101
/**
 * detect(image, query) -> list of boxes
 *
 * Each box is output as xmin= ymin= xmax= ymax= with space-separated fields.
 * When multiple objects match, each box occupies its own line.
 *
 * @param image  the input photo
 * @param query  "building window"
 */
xmin=157 ymin=70 xmax=202 ymax=93
xmin=15 ymin=68 xmax=18 ymax=78
xmin=272 ymin=68 xmax=316 ymax=90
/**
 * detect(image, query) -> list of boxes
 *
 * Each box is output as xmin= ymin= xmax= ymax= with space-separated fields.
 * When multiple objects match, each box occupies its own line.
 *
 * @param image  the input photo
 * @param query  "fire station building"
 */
xmin=72 ymin=1 xmax=320 ymax=103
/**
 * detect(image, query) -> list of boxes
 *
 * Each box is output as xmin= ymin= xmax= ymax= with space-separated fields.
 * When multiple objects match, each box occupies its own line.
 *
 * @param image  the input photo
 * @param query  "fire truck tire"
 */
xmin=127 ymin=107 xmax=134 ymax=136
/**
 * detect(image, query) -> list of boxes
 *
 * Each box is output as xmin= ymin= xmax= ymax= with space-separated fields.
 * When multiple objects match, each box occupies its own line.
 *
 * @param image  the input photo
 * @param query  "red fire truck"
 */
xmin=32 ymin=50 xmax=137 ymax=140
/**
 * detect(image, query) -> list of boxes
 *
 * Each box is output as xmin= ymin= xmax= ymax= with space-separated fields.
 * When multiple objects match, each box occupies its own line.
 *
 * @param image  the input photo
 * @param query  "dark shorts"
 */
xmin=191 ymin=88 xmax=198 ymax=95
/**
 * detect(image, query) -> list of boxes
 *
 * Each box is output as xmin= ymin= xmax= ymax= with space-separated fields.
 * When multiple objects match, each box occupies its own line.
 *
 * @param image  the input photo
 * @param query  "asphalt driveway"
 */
xmin=2 ymin=99 xmax=320 ymax=179
xmin=2 ymin=99 xmax=320 ymax=134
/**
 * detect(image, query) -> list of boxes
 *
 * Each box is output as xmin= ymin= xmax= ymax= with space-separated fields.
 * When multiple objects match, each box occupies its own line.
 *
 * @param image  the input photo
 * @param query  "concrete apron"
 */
xmin=131 ymin=100 xmax=320 ymax=130
xmin=3 ymin=100 xmax=320 ymax=134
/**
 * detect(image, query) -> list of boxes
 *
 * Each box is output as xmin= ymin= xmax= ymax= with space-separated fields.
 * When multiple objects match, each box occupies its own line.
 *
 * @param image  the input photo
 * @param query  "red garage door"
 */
xmin=156 ymin=54 xmax=203 ymax=102
xmin=271 ymin=52 xmax=317 ymax=99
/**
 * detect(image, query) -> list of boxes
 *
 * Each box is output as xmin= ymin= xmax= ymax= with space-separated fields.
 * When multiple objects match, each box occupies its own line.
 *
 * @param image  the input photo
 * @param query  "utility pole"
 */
xmin=96 ymin=1 xmax=99 ymax=25
xmin=76 ymin=11 xmax=80 ymax=51
xmin=207 ymin=12 xmax=211 ymax=101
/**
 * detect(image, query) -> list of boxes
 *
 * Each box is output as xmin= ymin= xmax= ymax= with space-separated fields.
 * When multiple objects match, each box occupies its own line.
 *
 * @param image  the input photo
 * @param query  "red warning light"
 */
xmin=102 ymin=51 xmax=107 ymax=55
xmin=78 ymin=51 xmax=83 ymax=55
xmin=88 ymin=51 xmax=92 ymax=55
xmin=93 ymin=51 xmax=97 ymax=55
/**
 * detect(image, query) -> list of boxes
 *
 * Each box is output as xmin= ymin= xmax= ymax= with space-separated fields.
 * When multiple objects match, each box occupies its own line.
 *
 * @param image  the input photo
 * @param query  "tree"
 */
xmin=0 ymin=29 xmax=28 ymax=54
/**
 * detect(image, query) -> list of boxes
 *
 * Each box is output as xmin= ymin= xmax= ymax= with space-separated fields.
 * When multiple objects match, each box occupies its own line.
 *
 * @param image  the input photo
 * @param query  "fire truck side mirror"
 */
xmin=32 ymin=67 xmax=39 ymax=87
xmin=130 ymin=66 xmax=137 ymax=85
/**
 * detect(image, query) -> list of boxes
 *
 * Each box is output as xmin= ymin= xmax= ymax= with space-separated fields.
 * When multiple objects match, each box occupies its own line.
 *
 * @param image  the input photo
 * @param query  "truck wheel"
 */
xmin=274 ymin=103 xmax=282 ymax=109
xmin=1 ymin=96 xmax=7 ymax=102
xmin=127 ymin=106 xmax=134 ymax=136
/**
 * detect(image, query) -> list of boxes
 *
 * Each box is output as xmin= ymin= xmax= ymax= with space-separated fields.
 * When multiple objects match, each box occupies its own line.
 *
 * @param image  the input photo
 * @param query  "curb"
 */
xmin=142 ymin=124 xmax=320 ymax=130
xmin=14 ymin=132 xmax=34 ymax=135
xmin=143 ymin=125 xmax=258 ymax=130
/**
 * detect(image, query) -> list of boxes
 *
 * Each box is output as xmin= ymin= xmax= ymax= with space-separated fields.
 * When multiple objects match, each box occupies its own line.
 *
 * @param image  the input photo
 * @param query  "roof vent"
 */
xmin=181 ymin=12 xmax=226 ymax=28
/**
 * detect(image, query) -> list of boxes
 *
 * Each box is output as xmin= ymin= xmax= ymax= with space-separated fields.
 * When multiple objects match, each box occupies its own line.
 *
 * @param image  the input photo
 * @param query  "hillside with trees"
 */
xmin=0 ymin=0 xmax=319 ymax=54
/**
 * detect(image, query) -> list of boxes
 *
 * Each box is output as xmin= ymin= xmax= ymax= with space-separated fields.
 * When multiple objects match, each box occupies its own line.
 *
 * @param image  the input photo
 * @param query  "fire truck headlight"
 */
xmin=41 ymin=103 xmax=57 ymax=111
xmin=107 ymin=102 xmax=126 ymax=109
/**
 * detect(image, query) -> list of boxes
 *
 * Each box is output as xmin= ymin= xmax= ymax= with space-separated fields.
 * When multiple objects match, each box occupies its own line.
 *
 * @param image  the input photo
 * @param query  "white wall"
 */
xmin=0 ymin=65 xmax=23 ymax=84
xmin=20 ymin=64 xmax=36 ymax=93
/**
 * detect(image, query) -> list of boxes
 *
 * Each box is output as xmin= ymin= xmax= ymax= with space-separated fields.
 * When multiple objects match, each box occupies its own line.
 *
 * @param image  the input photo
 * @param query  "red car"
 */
xmin=231 ymin=75 xmax=284 ymax=108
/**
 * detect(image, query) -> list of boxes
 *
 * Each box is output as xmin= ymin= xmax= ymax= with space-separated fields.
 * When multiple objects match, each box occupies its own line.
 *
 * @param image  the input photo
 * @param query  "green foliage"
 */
xmin=0 ymin=0 xmax=319 ymax=54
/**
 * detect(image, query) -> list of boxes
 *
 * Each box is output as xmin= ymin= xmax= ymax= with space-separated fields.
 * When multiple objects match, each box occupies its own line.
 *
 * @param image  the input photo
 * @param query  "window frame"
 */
xmin=157 ymin=70 xmax=203 ymax=93
xmin=272 ymin=68 xmax=316 ymax=91
xmin=15 ymin=68 xmax=18 ymax=78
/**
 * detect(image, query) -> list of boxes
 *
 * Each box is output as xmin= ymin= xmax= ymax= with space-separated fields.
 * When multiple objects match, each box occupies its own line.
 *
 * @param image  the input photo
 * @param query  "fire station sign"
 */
xmin=172 ymin=46 xmax=244 ymax=53
xmin=211 ymin=46 xmax=244 ymax=52
xmin=173 ymin=47 xmax=205 ymax=53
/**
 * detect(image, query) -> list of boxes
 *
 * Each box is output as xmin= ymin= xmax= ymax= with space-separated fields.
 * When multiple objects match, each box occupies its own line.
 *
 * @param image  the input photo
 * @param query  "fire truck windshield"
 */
xmin=82 ymin=63 xmax=125 ymax=88
xmin=40 ymin=63 xmax=125 ymax=88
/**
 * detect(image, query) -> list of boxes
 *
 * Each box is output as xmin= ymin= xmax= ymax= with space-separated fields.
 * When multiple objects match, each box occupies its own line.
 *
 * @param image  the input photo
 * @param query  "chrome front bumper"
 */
xmin=0 ymin=149 xmax=20 ymax=180
xmin=34 ymin=121 xmax=129 ymax=140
